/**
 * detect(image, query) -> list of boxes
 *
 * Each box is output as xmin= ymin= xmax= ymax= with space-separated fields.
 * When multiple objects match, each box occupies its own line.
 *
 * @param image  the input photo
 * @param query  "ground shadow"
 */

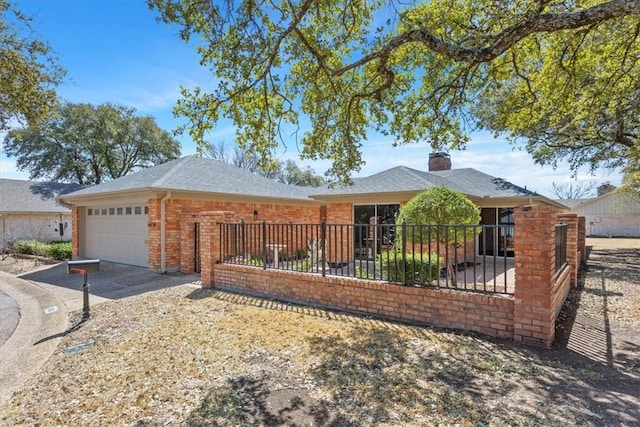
xmin=185 ymin=374 xmax=353 ymax=426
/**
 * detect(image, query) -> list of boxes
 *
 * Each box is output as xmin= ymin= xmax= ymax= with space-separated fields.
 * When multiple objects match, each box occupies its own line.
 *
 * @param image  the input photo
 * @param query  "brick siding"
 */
xmin=214 ymin=264 xmax=515 ymax=339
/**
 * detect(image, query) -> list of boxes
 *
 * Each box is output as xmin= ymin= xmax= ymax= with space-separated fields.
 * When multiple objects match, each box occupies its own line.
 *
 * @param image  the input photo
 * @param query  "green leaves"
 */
xmin=3 ymin=102 xmax=181 ymax=185
xmin=396 ymin=187 xmax=481 ymax=244
xmin=0 ymin=1 xmax=65 ymax=131
xmin=149 ymin=0 xmax=640 ymax=183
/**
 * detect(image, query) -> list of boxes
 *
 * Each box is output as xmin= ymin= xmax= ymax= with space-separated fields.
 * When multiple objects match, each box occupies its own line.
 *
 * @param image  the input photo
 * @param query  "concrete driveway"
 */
xmin=17 ymin=261 xmax=201 ymax=312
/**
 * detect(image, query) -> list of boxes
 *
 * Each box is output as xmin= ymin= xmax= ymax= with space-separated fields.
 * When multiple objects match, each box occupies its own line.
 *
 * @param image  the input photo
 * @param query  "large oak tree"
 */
xmin=149 ymin=0 xmax=640 ymax=186
xmin=3 ymin=102 xmax=181 ymax=185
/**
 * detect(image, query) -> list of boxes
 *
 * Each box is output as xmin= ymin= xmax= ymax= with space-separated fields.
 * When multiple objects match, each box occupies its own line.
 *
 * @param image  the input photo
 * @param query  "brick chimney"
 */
xmin=597 ymin=181 xmax=615 ymax=197
xmin=428 ymin=152 xmax=451 ymax=171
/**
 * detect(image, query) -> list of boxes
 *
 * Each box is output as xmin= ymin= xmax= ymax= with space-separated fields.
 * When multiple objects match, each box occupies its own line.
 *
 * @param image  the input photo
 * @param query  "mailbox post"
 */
xmin=67 ymin=259 xmax=100 ymax=319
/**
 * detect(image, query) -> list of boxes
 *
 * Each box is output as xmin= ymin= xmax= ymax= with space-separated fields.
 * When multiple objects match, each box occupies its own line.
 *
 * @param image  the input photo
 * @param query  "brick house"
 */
xmin=60 ymin=154 xmax=580 ymax=347
xmin=60 ymin=153 xmax=566 ymax=271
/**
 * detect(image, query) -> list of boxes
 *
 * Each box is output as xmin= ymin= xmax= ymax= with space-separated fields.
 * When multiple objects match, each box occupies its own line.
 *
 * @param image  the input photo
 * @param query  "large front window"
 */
xmin=353 ymin=204 xmax=400 ymax=258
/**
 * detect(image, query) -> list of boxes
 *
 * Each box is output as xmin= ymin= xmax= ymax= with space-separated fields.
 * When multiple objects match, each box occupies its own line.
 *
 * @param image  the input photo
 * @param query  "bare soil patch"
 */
xmin=0 ymin=239 xmax=638 ymax=426
xmin=0 ymin=253 xmax=59 ymax=276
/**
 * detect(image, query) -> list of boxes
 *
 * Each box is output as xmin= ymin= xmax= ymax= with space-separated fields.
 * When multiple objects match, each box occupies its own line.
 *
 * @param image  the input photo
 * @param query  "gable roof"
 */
xmin=310 ymin=166 xmax=537 ymax=198
xmin=556 ymin=198 xmax=590 ymax=209
xmin=0 ymin=179 xmax=82 ymax=214
xmin=567 ymin=188 xmax=640 ymax=212
xmin=61 ymin=156 xmax=316 ymax=202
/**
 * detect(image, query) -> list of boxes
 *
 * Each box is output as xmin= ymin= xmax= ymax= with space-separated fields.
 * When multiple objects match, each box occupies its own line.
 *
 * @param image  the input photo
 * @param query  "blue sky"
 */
xmin=0 ymin=0 xmax=623 ymax=198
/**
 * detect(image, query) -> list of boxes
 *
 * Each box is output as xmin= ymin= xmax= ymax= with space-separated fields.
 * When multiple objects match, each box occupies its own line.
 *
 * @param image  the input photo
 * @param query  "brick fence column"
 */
xmin=514 ymin=204 xmax=557 ymax=348
xmin=179 ymin=213 xmax=198 ymax=274
xmin=199 ymin=211 xmax=234 ymax=287
xmin=578 ymin=216 xmax=586 ymax=266
xmin=557 ymin=213 xmax=579 ymax=287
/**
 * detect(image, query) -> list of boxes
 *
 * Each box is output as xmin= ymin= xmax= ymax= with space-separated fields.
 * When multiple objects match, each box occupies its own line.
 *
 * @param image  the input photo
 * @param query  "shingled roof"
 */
xmin=0 ymin=179 xmax=82 ymax=213
xmin=309 ymin=166 xmax=536 ymax=198
xmin=61 ymin=156 xmax=316 ymax=202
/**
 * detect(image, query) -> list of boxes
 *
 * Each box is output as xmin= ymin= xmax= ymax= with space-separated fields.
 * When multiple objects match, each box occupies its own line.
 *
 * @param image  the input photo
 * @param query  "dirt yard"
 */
xmin=0 ymin=238 xmax=638 ymax=426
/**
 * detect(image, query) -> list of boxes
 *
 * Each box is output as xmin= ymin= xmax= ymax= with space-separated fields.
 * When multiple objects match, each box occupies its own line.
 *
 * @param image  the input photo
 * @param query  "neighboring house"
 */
xmin=564 ymin=185 xmax=640 ymax=237
xmin=60 ymin=153 xmax=565 ymax=270
xmin=0 ymin=179 xmax=82 ymax=250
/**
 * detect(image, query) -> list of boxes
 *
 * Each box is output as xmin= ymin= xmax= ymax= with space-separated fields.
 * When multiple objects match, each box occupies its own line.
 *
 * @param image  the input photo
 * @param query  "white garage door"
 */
xmin=85 ymin=205 xmax=148 ymax=267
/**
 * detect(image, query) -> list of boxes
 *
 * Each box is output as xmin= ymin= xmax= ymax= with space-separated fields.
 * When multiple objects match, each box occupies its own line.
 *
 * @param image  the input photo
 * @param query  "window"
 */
xmin=88 ymin=209 xmax=93 ymax=216
xmin=134 ymin=206 xmax=141 ymax=215
xmin=101 ymin=208 xmax=107 ymax=216
xmin=109 ymin=208 xmax=115 ymax=215
xmin=125 ymin=207 xmax=132 ymax=215
xmin=117 ymin=207 xmax=123 ymax=215
xmin=144 ymin=206 xmax=148 ymax=214
xmin=353 ymin=204 xmax=400 ymax=259
xmin=94 ymin=209 xmax=100 ymax=216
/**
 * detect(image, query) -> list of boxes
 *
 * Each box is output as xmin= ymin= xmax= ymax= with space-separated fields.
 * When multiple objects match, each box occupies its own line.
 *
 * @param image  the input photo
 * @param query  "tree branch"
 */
xmin=334 ymin=0 xmax=640 ymax=76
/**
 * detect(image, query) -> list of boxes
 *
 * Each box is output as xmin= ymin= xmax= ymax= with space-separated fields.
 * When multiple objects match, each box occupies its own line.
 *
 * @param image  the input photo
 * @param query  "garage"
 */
xmin=84 ymin=204 xmax=149 ymax=267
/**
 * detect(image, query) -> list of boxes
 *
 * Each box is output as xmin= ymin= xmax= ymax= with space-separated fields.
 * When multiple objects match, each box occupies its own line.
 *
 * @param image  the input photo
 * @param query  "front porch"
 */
xmin=181 ymin=205 xmax=585 ymax=348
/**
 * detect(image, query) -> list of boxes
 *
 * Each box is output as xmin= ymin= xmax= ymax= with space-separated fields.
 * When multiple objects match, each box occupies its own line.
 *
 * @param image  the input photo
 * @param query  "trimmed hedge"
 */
xmin=379 ymin=250 xmax=441 ymax=285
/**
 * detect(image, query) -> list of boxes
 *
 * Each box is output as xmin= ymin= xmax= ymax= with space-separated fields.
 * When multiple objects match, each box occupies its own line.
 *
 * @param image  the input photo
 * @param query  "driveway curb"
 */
xmin=0 ymin=272 xmax=69 ymax=407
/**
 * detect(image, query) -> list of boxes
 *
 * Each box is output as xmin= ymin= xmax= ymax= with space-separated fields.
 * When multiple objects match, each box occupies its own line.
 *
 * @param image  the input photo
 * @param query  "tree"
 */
xmin=206 ymin=140 xmax=273 ymax=177
xmin=3 ymin=102 xmax=181 ymax=185
xmin=551 ymin=181 xmax=597 ymax=199
xmin=149 ymin=0 xmax=640 ymax=183
xmin=0 ymin=1 xmax=65 ymax=131
xmin=278 ymin=159 xmax=325 ymax=187
xmin=206 ymin=140 xmax=325 ymax=186
xmin=396 ymin=187 xmax=480 ymax=284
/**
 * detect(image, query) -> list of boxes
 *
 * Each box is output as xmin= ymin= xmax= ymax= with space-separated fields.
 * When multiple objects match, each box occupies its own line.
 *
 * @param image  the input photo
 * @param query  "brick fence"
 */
xmin=189 ymin=205 xmax=583 ymax=348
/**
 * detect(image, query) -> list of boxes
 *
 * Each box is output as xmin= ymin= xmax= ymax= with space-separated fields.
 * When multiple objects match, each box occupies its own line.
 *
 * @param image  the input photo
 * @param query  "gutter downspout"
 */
xmin=160 ymin=191 xmax=172 ymax=273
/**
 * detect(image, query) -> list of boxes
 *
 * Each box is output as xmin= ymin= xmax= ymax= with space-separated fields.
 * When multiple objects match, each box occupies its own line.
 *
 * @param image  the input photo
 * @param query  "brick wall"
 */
xmin=558 ymin=213 xmax=579 ymax=286
xmin=578 ymin=216 xmax=586 ymax=266
xmin=513 ymin=205 xmax=566 ymax=348
xmin=71 ymin=205 xmax=80 ymax=259
xmin=149 ymin=197 xmax=321 ymax=271
xmin=196 ymin=202 xmax=581 ymax=348
xmin=213 ymin=264 xmax=515 ymax=339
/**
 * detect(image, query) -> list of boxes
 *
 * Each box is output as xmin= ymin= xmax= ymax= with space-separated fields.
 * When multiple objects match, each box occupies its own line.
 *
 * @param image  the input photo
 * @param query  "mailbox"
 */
xmin=66 ymin=259 xmax=100 ymax=320
xmin=67 ymin=259 xmax=100 ymax=274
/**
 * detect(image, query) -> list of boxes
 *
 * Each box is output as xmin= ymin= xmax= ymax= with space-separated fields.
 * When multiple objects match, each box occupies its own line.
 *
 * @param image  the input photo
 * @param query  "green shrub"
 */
xmin=242 ymin=254 xmax=264 ymax=266
xmin=45 ymin=242 xmax=72 ymax=260
xmin=9 ymin=240 xmax=71 ymax=260
xmin=379 ymin=250 xmax=440 ymax=285
xmin=294 ymin=258 xmax=313 ymax=272
xmin=11 ymin=240 xmax=47 ymax=257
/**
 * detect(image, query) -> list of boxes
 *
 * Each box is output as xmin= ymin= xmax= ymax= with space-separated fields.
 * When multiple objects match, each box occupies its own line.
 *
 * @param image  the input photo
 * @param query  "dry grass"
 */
xmin=0 ymin=239 xmax=639 ymax=426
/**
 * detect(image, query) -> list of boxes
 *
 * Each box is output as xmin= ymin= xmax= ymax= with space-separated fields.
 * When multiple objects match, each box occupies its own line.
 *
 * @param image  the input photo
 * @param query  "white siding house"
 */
xmin=569 ymin=189 xmax=640 ymax=237
xmin=0 ymin=179 xmax=81 ymax=250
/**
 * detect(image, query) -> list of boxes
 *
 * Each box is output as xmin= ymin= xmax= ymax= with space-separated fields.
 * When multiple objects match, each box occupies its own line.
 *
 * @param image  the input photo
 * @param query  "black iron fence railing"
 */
xmin=555 ymin=223 xmax=568 ymax=274
xmin=219 ymin=220 xmax=517 ymax=294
